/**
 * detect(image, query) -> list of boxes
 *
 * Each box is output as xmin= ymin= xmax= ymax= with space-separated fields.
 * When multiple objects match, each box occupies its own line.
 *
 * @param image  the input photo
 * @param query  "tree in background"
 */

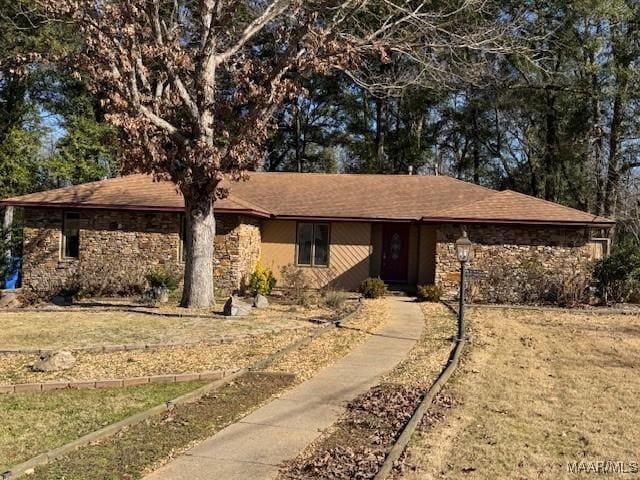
xmin=0 ymin=0 xmax=116 ymax=196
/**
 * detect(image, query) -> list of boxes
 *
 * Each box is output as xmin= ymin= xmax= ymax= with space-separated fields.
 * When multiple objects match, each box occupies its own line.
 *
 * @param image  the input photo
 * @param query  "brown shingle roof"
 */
xmin=429 ymin=189 xmax=610 ymax=225
xmin=0 ymin=172 xmax=614 ymax=226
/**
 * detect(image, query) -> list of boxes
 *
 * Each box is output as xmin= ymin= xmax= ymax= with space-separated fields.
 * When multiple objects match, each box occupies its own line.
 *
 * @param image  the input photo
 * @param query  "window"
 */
xmin=297 ymin=223 xmax=330 ymax=266
xmin=62 ymin=212 xmax=80 ymax=259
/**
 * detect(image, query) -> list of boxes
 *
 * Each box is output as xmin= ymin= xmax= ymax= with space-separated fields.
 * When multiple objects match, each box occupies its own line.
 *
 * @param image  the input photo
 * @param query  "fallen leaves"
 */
xmin=283 ymin=384 xmax=423 ymax=480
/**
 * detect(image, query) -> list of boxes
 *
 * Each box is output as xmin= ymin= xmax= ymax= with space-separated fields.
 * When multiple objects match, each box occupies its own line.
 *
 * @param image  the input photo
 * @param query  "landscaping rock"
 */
xmin=0 ymin=291 xmax=21 ymax=308
xmin=253 ymin=294 xmax=269 ymax=309
xmin=32 ymin=350 xmax=76 ymax=372
xmin=223 ymin=296 xmax=252 ymax=316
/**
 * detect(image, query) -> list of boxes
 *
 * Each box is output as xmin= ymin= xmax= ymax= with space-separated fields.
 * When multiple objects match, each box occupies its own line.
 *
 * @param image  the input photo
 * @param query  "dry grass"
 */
xmin=400 ymin=307 xmax=640 ymax=480
xmin=278 ymin=302 xmax=457 ymax=480
xmin=381 ymin=303 xmax=456 ymax=388
xmin=0 ymin=380 xmax=206 ymax=471
xmin=31 ymin=372 xmax=296 ymax=480
xmin=268 ymin=299 xmax=389 ymax=381
xmin=0 ymin=329 xmax=311 ymax=384
xmin=0 ymin=306 xmax=319 ymax=350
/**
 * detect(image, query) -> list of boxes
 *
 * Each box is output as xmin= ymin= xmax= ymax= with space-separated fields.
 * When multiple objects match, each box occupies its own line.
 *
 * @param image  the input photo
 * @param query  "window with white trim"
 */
xmin=296 ymin=223 xmax=330 ymax=266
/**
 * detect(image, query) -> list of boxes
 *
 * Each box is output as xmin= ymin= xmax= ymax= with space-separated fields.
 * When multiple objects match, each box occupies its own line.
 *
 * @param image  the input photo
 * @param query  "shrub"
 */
xmin=321 ymin=288 xmax=348 ymax=309
xmin=417 ymin=284 xmax=443 ymax=302
xmin=468 ymin=254 xmax=592 ymax=307
xmin=359 ymin=277 xmax=386 ymax=299
xmin=594 ymin=242 xmax=640 ymax=304
xmin=249 ymin=261 xmax=276 ymax=296
xmin=546 ymin=273 xmax=591 ymax=308
xmin=146 ymin=270 xmax=179 ymax=291
xmin=280 ymin=264 xmax=313 ymax=306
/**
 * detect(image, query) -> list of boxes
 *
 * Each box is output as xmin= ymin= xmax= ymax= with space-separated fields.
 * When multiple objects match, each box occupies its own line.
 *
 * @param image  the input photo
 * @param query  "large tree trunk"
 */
xmin=180 ymin=188 xmax=216 ymax=309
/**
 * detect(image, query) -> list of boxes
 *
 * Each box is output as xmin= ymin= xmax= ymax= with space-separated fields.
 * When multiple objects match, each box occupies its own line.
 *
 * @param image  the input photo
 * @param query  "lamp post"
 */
xmin=454 ymin=230 xmax=473 ymax=342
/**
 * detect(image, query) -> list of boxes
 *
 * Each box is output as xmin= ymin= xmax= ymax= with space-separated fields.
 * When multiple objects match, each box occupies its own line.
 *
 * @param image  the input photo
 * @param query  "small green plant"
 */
xmin=146 ymin=270 xmax=178 ymax=291
xmin=359 ymin=277 xmax=387 ymax=299
xmin=249 ymin=261 xmax=276 ymax=296
xmin=417 ymin=284 xmax=443 ymax=302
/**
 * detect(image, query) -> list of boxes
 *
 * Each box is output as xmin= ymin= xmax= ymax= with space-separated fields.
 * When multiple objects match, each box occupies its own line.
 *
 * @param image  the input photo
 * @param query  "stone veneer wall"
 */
xmin=435 ymin=224 xmax=599 ymax=303
xmin=22 ymin=208 xmax=261 ymax=297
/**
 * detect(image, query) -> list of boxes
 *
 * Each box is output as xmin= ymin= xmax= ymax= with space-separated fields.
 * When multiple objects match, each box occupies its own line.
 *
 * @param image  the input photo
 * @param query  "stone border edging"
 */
xmin=0 ymin=369 xmax=236 ymax=395
xmin=0 ymin=325 xmax=312 ymax=355
xmin=374 ymin=303 xmax=465 ymax=480
xmin=1 ymin=300 xmax=365 ymax=480
xmin=0 ymin=304 xmax=341 ymax=324
xmin=1 ymin=369 xmax=248 ymax=480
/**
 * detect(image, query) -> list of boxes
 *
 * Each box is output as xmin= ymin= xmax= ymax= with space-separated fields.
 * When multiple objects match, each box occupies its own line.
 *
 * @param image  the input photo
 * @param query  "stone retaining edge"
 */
xmin=374 ymin=302 xmax=465 ymax=480
xmin=1 ymin=300 xmax=365 ymax=479
xmin=1 ymin=368 xmax=248 ymax=480
xmin=0 ymin=369 xmax=235 ymax=395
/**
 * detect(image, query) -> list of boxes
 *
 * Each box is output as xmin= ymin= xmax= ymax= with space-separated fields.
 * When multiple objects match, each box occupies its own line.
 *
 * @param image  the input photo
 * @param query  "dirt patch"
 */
xmin=32 ymin=372 xmax=296 ymax=480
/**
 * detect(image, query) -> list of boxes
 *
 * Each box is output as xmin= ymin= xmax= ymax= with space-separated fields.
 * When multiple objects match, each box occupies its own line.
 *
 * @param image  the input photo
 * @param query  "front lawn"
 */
xmin=0 ymin=381 xmax=206 ymax=471
xmin=24 ymin=299 xmax=390 ymax=480
xmin=400 ymin=307 xmax=640 ymax=479
xmin=0 ymin=329 xmax=309 ymax=384
xmin=0 ymin=304 xmax=321 ymax=350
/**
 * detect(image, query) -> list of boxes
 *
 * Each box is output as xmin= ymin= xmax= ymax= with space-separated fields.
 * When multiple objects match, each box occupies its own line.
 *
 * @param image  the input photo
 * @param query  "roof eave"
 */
xmin=0 ymin=200 xmax=272 ymax=219
xmin=421 ymin=216 xmax=615 ymax=228
xmin=271 ymin=214 xmax=418 ymax=223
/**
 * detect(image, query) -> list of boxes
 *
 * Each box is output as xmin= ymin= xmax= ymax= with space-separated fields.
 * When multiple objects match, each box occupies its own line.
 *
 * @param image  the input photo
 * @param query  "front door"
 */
xmin=381 ymin=224 xmax=409 ymax=283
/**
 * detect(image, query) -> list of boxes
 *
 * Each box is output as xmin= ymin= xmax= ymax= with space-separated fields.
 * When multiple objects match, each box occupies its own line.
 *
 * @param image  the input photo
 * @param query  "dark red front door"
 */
xmin=381 ymin=224 xmax=409 ymax=283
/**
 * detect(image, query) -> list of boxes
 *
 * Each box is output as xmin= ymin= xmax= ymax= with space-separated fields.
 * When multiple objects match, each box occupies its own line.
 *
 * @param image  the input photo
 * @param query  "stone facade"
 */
xmin=435 ymin=224 xmax=600 ymax=303
xmin=20 ymin=206 xmax=603 ymax=303
xmin=22 ymin=208 xmax=261 ymax=297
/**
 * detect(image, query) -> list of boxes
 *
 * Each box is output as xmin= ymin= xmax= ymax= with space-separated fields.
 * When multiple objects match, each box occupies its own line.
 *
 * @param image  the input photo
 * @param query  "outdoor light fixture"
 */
xmin=454 ymin=230 xmax=473 ymax=342
xmin=455 ymin=230 xmax=474 ymax=263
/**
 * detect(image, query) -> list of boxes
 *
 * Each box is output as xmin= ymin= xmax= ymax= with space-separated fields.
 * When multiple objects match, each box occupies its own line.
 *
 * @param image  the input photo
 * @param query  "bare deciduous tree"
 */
xmin=11 ymin=0 xmax=523 ymax=308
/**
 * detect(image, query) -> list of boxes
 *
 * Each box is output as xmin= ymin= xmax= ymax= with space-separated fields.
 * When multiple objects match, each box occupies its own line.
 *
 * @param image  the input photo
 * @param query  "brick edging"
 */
xmin=0 ymin=370 xmax=235 ymax=395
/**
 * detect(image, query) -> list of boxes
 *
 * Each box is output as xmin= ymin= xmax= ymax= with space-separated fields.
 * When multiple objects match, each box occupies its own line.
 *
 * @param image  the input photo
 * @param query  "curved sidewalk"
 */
xmin=145 ymin=296 xmax=424 ymax=480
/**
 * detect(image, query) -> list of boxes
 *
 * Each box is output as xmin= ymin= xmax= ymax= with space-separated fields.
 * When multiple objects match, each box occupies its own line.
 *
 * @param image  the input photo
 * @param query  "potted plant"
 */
xmin=146 ymin=270 xmax=178 ymax=304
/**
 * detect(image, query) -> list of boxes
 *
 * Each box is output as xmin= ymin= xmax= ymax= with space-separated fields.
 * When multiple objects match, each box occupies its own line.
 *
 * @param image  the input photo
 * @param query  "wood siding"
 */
xmin=260 ymin=220 xmax=371 ymax=290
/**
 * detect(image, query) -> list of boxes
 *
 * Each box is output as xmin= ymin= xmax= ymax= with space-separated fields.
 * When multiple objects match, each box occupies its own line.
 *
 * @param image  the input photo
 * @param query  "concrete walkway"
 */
xmin=145 ymin=297 xmax=424 ymax=480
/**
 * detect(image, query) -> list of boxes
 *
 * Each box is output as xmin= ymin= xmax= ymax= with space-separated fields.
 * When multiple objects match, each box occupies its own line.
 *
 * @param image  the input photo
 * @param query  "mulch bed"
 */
xmin=32 ymin=371 xmax=296 ymax=480
xmin=282 ymin=383 xmax=423 ymax=480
